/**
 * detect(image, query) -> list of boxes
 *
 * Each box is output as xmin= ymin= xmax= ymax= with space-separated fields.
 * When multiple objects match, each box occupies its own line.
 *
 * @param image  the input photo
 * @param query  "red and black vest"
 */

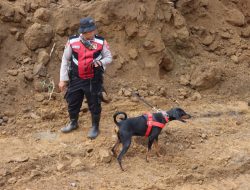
xmin=69 ymin=35 xmax=104 ymax=79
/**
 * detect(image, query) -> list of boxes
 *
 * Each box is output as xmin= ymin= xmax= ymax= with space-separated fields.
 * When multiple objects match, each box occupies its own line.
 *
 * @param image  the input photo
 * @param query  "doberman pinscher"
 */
xmin=112 ymin=107 xmax=191 ymax=171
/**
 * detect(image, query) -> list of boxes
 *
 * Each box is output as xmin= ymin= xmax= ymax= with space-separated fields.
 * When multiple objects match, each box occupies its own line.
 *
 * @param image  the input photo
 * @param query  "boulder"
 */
xmin=34 ymin=8 xmax=50 ymax=22
xmin=24 ymin=23 xmax=53 ymax=50
xmin=37 ymin=49 xmax=50 ymax=66
xmin=190 ymin=63 xmax=223 ymax=90
xmin=226 ymin=9 xmax=245 ymax=27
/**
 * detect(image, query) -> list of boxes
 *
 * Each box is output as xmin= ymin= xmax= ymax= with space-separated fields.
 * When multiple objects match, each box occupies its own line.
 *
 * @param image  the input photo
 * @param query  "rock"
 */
xmin=24 ymin=72 xmax=34 ymax=81
xmin=176 ymin=27 xmax=190 ymax=42
xmin=190 ymin=63 xmax=223 ymax=90
xmin=173 ymin=11 xmax=186 ymax=29
xmin=241 ymin=26 xmax=250 ymax=38
xmin=22 ymin=57 xmax=32 ymax=64
xmin=37 ymin=49 xmax=50 ymax=66
xmin=24 ymin=23 xmax=53 ymax=50
xmin=201 ymin=133 xmax=207 ymax=139
xmin=124 ymin=89 xmax=132 ymax=97
xmin=0 ymin=3 xmax=15 ymax=22
xmin=34 ymin=8 xmax=50 ymax=22
xmin=160 ymin=54 xmax=174 ymax=72
xmin=158 ymin=87 xmax=167 ymax=96
xmin=8 ymin=155 xmax=29 ymax=163
xmin=71 ymin=159 xmax=82 ymax=168
xmin=226 ymin=9 xmax=245 ymax=27
xmin=0 ymin=119 xmax=3 ymax=125
xmin=57 ymin=163 xmax=65 ymax=171
xmin=40 ymin=109 xmax=56 ymax=120
xmin=99 ymin=149 xmax=112 ymax=163
xmin=190 ymin=92 xmax=202 ymax=101
xmin=9 ymin=27 xmax=18 ymax=35
xmin=8 ymin=177 xmax=17 ymax=184
xmin=33 ymin=62 xmax=44 ymax=75
xmin=125 ymin=22 xmax=138 ymax=37
xmin=231 ymin=55 xmax=239 ymax=64
xmin=15 ymin=32 xmax=22 ymax=41
xmin=2 ymin=116 xmax=8 ymax=123
xmin=30 ymin=170 xmax=41 ymax=178
xmin=128 ymin=49 xmax=138 ymax=60
xmin=179 ymin=75 xmax=190 ymax=86
xmin=70 ymin=182 xmax=77 ymax=187
xmin=7 ymin=69 xmax=18 ymax=76
xmin=202 ymin=34 xmax=215 ymax=46
xmin=34 ymin=94 xmax=45 ymax=102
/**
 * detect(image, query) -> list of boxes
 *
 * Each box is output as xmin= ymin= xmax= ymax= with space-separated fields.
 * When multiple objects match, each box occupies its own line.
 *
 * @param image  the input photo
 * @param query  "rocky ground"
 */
xmin=0 ymin=0 xmax=250 ymax=189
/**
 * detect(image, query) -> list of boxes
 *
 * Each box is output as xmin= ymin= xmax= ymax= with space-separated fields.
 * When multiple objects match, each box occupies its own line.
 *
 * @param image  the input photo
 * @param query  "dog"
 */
xmin=112 ymin=107 xmax=191 ymax=171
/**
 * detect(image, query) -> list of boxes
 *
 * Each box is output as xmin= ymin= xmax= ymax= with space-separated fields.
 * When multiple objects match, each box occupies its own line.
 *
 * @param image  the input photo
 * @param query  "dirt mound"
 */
xmin=0 ymin=0 xmax=250 ymax=189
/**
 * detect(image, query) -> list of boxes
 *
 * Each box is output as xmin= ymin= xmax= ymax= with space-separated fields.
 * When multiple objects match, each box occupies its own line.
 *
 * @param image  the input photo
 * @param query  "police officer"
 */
xmin=59 ymin=17 xmax=112 ymax=139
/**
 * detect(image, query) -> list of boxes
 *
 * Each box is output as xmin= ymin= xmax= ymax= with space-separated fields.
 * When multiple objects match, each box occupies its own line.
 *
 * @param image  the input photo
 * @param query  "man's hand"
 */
xmin=58 ymin=81 xmax=68 ymax=92
xmin=93 ymin=60 xmax=102 ymax=67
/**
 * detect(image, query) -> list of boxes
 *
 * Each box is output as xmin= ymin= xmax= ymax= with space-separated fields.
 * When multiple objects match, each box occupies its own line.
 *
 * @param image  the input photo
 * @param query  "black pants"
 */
xmin=65 ymin=77 xmax=102 ymax=119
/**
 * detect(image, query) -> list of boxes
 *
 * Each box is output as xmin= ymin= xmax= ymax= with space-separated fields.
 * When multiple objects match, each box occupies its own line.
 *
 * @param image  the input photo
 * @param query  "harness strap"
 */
xmin=145 ymin=113 xmax=169 ymax=137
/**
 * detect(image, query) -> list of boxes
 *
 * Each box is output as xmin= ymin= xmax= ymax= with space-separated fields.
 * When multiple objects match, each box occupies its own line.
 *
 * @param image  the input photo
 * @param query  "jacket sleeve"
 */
xmin=60 ymin=41 xmax=72 ymax=81
xmin=100 ymin=40 xmax=112 ymax=70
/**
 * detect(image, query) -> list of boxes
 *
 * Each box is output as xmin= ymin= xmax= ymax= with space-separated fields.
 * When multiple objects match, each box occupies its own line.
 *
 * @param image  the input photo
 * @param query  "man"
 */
xmin=59 ymin=17 xmax=112 ymax=139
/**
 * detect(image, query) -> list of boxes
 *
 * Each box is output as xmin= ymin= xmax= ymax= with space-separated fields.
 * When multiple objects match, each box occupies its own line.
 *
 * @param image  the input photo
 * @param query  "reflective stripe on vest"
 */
xmin=145 ymin=113 xmax=169 ymax=137
xmin=69 ymin=36 xmax=104 ymax=79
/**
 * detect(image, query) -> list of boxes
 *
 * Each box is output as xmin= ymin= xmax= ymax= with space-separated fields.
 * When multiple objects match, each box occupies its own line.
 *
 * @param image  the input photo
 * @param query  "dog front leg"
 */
xmin=154 ymin=137 xmax=161 ymax=157
xmin=146 ymin=138 xmax=154 ymax=162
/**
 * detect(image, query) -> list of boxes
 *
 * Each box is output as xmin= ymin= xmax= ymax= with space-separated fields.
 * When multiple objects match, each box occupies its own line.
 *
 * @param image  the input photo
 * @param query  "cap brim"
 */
xmin=78 ymin=25 xmax=97 ymax=33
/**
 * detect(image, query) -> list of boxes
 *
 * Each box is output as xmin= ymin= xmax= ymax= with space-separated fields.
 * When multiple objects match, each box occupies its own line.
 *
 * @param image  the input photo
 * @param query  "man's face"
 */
xmin=82 ymin=30 xmax=97 ymax=40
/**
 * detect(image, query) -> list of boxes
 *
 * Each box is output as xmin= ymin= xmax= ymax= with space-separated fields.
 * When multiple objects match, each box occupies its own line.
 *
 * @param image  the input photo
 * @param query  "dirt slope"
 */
xmin=0 ymin=0 xmax=250 ymax=189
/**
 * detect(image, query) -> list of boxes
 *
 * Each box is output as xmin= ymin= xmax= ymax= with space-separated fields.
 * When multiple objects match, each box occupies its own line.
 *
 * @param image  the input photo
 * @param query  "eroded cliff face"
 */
xmin=0 ymin=1 xmax=250 ymax=190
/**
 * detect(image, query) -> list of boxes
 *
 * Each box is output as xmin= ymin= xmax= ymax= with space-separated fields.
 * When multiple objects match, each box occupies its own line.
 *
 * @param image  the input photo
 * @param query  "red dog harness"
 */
xmin=145 ymin=113 xmax=169 ymax=137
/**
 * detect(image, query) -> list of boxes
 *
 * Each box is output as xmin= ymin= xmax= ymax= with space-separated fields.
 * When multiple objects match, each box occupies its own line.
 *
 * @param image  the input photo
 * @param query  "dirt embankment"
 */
xmin=0 ymin=0 xmax=250 ymax=190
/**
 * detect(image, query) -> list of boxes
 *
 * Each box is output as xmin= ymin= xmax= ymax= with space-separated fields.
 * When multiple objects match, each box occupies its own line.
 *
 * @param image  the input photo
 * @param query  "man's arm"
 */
xmin=59 ymin=41 xmax=72 ymax=92
xmin=60 ymin=41 xmax=72 ymax=81
xmin=100 ymin=40 xmax=112 ymax=70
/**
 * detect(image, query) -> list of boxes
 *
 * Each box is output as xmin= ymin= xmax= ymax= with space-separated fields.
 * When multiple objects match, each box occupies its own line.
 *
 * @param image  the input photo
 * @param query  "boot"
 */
xmin=87 ymin=114 xmax=100 ymax=139
xmin=61 ymin=116 xmax=79 ymax=133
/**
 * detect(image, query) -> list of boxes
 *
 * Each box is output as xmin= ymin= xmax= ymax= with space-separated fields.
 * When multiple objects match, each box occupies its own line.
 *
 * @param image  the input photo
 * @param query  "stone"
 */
xmin=9 ymin=28 xmax=18 ymax=35
xmin=34 ymin=94 xmax=45 ymax=102
xmin=125 ymin=22 xmax=138 ymax=37
xmin=226 ymin=9 xmax=245 ymax=27
xmin=24 ymin=23 xmax=53 ymax=50
xmin=71 ymin=159 xmax=82 ymax=168
xmin=241 ymin=26 xmax=250 ymax=38
xmin=128 ymin=49 xmax=138 ymax=60
xmin=202 ymin=34 xmax=215 ymax=46
xmin=190 ymin=63 xmax=223 ymax=90
xmin=231 ymin=55 xmax=239 ymax=64
xmin=7 ymin=69 xmax=18 ymax=76
xmin=24 ymin=72 xmax=34 ymax=81
xmin=99 ymin=149 xmax=112 ymax=163
xmin=190 ymin=92 xmax=202 ymax=101
xmin=2 ymin=116 xmax=8 ymax=122
xmin=34 ymin=8 xmax=50 ymax=22
xmin=57 ymin=163 xmax=65 ymax=171
xmin=173 ymin=11 xmax=186 ymax=29
xmin=37 ymin=49 xmax=50 ymax=66
xmin=124 ymin=89 xmax=132 ymax=97
xmin=179 ymin=75 xmax=190 ymax=86
xmin=8 ymin=177 xmax=17 ymax=184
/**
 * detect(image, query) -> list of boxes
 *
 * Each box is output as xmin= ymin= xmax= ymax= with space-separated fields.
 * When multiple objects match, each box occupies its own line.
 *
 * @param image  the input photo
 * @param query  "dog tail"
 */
xmin=113 ymin=111 xmax=127 ymax=126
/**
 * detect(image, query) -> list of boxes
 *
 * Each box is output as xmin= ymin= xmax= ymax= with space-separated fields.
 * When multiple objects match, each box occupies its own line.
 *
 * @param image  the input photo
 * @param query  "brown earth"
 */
xmin=0 ymin=0 xmax=250 ymax=189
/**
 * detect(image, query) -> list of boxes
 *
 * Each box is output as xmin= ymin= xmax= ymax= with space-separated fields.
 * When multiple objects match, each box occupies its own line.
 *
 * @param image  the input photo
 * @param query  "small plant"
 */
xmin=41 ymin=78 xmax=55 ymax=101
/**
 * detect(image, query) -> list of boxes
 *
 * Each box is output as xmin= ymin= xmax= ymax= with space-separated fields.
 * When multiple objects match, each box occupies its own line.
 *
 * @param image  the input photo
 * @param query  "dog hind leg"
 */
xmin=117 ymin=138 xmax=131 ymax=171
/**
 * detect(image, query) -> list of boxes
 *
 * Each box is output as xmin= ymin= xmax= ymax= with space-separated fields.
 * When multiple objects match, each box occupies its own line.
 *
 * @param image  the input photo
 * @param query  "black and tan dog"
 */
xmin=112 ymin=108 xmax=191 ymax=171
